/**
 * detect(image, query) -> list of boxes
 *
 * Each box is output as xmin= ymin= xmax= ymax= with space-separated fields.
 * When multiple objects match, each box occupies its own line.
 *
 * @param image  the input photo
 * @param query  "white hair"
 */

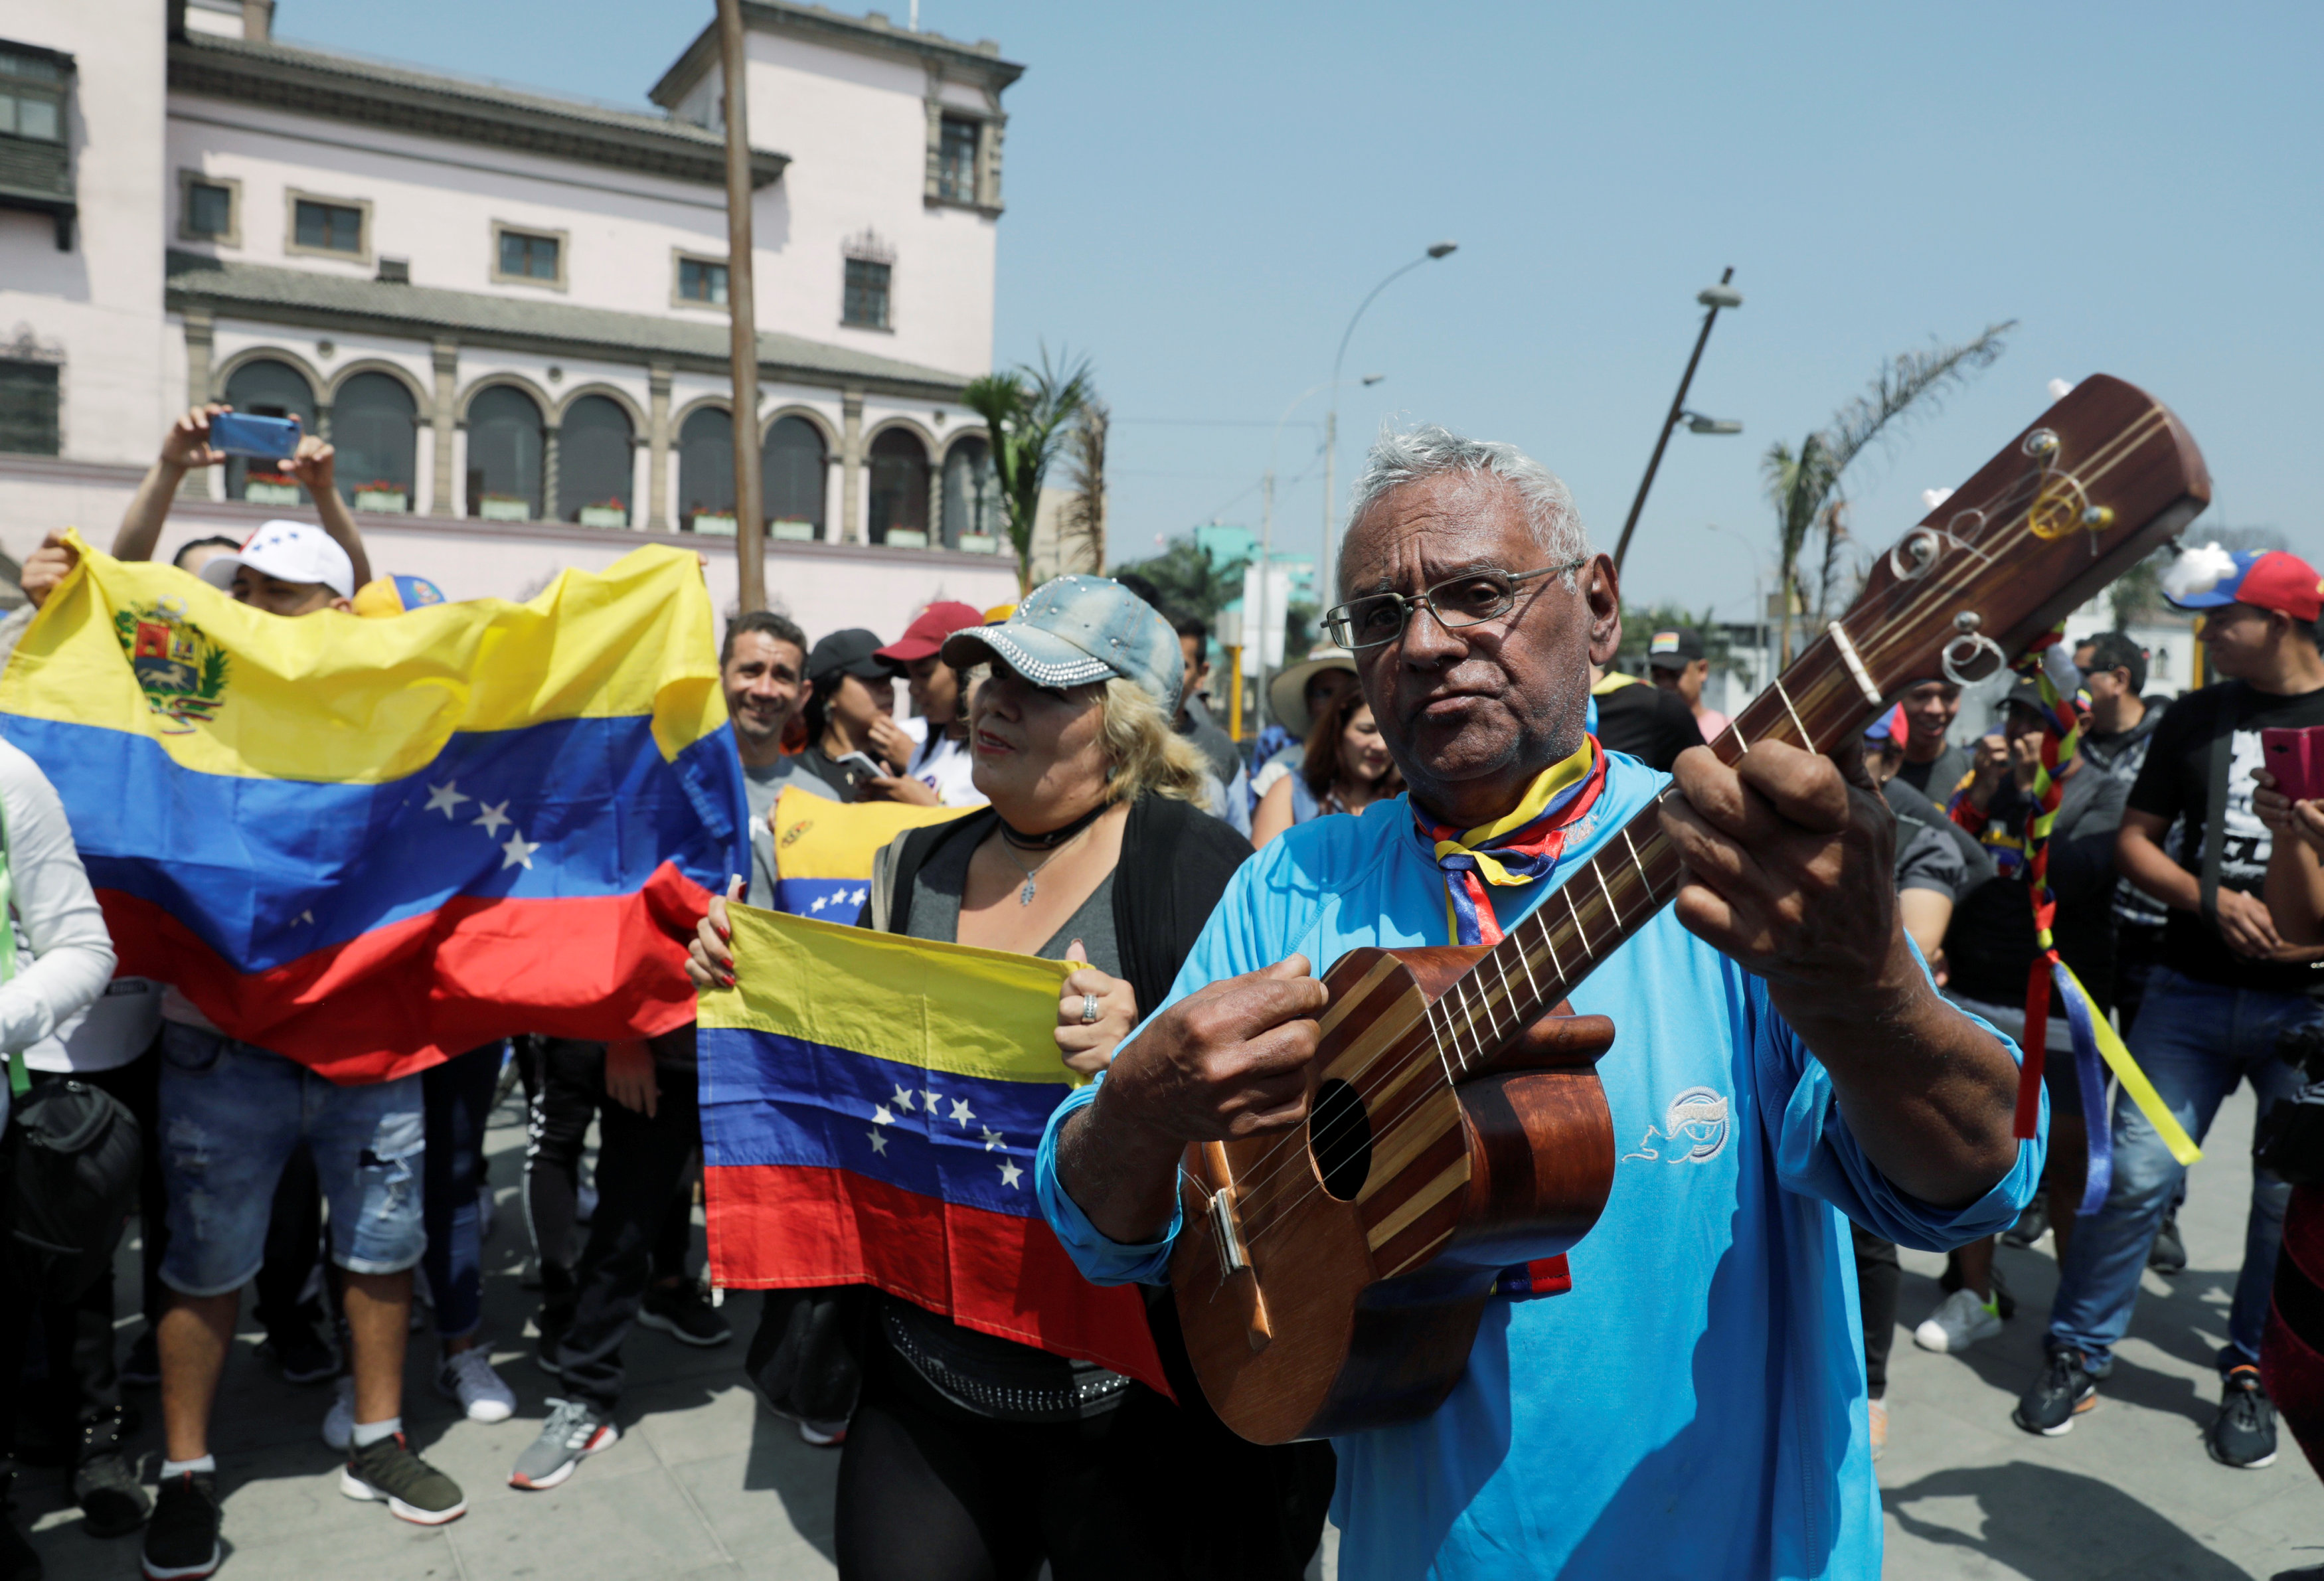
xmin=1340 ymin=424 xmax=1591 ymax=597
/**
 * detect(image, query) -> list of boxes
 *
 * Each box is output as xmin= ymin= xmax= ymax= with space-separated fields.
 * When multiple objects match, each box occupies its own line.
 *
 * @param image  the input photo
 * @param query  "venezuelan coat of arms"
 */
xmin=112 ymin=598 xmax=230 ymax=732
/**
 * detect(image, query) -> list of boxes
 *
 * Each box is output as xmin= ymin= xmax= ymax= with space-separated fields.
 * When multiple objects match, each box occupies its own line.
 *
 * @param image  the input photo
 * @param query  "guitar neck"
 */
xmin=1433 ymin=634 xmax=1872 ymax=1080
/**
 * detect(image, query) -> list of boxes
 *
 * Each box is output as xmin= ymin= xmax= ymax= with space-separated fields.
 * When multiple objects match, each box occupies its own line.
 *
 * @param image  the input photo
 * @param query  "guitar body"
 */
xmin=1170 ymin=944 xmax=1617 ymax=1444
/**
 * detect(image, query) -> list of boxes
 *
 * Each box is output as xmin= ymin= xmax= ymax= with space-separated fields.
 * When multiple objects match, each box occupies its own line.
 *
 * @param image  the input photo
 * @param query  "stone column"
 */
xmin=429 ymin=337 xmax=458 ymax=517
xmin=540 ymin=424 xmax=561 ymax=523
xmin=645 ymin=363 xmax=674 ymax=532
xmin=179 ymin=311 xmax=214 ymax=499
xmin=928 ymin=444 xmax=946 ymax=547
xmin=839 ymin=387 xmax=865 ymax=544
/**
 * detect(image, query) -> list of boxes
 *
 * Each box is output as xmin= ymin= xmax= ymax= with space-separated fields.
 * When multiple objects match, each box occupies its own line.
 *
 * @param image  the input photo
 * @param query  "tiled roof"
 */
xmin=165 ymin=252 xmax=968 ymax=395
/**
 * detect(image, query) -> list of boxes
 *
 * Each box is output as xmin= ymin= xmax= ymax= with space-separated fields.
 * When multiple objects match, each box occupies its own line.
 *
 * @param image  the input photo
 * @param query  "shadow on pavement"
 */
xmin=1884 ymin=1461 xmax=2250 ymax=1580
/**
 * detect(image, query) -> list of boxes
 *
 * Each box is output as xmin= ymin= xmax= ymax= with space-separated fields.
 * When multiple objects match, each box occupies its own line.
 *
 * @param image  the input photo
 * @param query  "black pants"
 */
xmin=523 ymin=1039 xmax=691 ymax=1320
xmin=538 ymin=1031 xmax=702 ymax=1412
xmin=1853 ymin=1222 xmax=1899 ymax=1401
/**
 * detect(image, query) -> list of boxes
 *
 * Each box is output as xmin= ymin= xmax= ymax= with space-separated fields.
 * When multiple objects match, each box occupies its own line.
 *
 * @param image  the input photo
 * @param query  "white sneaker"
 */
xmin=797 ymin=1419 xmax=847 ymax=1448
xmin=322 ymin=1375 xmax=355 ymax=1452
xmin=1914 ymin=1288 xmax=2003 ymax=1353
xmin=438 ymin=1349 xmax=517 ymax=1424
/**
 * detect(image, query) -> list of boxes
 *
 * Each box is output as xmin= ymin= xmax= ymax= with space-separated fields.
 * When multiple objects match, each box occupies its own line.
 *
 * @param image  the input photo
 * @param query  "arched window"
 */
xmin=558 ymin=395 xmax=633 ymax=525
xmin=220 ymin=357 xmax=317 ymax=504
xmin=678 ymin=406 xmax=735 ymax=532
xmin=867 ymin=428 xmax=929 ymax=547
xmin=331 ymin=372 xmax=416 ymax=513
xmin=941 ymin=436 xmax=995 ymax=550
xmin=762 ymin=416 xmax=826 ymax=539
xmin=465 ymin=386 xmax=544 ymax=520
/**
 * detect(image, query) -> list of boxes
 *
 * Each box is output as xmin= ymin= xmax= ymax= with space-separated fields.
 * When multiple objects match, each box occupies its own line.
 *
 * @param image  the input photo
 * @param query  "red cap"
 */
xmin=875 ymin=600 xmax=985 ymax=664
xmin=2230 ymin=551 xmax=2324 ymax=624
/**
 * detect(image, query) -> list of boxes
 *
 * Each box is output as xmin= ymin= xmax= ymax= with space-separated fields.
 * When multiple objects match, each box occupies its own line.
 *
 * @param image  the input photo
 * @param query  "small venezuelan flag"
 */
xmin=766 ymin=785 xmax=966 ymax=924
xmin=699 ymin=904 xmax=1167 ymax=1394
xmin=0 ymin=533 xmax=747 ymax=1082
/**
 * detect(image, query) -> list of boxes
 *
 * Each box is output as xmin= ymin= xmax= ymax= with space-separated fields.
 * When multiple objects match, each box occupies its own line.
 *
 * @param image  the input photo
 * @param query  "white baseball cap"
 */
xmin=198 ymin=520 xmax=355 ymax=600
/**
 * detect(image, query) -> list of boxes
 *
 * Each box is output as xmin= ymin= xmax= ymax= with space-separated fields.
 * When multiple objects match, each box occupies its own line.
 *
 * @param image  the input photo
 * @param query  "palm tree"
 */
xmin=1764 ymin=321 xmax=2015 ymax=663
xmin=961 ymin=345 xmax=1095 ymax=594
xmin=1055 ymin=396 xmax=1108 ymax=574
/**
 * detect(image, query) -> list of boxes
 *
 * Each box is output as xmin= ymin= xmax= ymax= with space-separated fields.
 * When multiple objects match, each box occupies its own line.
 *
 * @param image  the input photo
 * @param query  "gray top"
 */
xmin=744 ymin=756 xmax=839 ymax=909
xmin=903 ymin=829 xmax=1119 ymax=978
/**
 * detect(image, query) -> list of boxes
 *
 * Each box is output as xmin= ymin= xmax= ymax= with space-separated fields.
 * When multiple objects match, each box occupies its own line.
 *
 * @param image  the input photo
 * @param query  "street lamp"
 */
xmin=1610 ymin=268 xmax=1745 ymax=576
xmin=1321 ymin=242 xmax=1458 ymax=590
xmin=1252 ymin=373 xmax=1384 ymax=734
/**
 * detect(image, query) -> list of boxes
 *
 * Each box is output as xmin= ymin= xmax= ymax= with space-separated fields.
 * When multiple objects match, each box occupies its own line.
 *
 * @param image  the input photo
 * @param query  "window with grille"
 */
xmin=293 ymin=199 xmax=363 ymax=254
xmin=938 ymin=116 xmax=978 ymax=203
xmin=497 ymin=228 xmax=560 ymax=282
xmin=677 ymin=256 xmax=728 ymax=305
xmin=843 ymin=258 xmax=891 ymax=330
xmin=0 ymin=361 xmax=60 ymax=456
xmin=186 ymin=181 xmax=232 ymax=239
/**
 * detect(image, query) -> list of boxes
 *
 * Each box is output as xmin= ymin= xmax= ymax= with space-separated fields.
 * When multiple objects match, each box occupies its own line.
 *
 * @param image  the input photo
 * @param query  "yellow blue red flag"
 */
xmin=764 ymin=784 xmax=965 ymax=924
xmin=0 ymin=533 xmax=747 ymax=1082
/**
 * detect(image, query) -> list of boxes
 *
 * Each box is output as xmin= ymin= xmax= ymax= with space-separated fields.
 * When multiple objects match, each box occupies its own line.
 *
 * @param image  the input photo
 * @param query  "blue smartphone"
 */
xmin=208 ymin=411 xmax=301 ymax=459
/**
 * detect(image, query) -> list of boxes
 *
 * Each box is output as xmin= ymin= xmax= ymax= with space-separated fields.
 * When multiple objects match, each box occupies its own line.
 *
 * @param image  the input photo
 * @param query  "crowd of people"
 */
xmin=3 ymin=405 xmax=2323 ymax=1581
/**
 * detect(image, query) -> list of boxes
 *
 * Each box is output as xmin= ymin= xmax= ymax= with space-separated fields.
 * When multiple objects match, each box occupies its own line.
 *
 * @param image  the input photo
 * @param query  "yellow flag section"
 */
xmin=0 ymin=531 xmax=725 ymax=782
xmin=765 ymin=784 xmax=969 ymax=923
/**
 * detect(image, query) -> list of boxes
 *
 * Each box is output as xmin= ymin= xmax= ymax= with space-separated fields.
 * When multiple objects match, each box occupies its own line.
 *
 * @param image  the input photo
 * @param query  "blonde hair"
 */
xmin=1095 ymin=678 xmax=1212 ymax=805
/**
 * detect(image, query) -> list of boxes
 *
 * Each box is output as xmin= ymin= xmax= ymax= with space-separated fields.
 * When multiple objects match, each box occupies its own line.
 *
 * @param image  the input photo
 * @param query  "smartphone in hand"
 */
xmin=208 ymin=411 xmax=302 ymax=460
xmin=2260 ymin=726 xmax=2324 ymax=804
xmin=831 ymin=751 xmax=886 ymax=797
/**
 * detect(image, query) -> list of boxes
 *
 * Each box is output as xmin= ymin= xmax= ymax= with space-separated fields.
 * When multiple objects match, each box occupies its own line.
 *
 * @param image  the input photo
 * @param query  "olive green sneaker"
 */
xmin=341 ymin=1434 xmax=467 ymax=1525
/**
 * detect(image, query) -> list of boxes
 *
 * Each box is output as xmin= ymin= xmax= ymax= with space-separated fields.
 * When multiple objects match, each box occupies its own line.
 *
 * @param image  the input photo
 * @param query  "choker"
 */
xmin=997 ymin=801 xmax=1110 ymax=852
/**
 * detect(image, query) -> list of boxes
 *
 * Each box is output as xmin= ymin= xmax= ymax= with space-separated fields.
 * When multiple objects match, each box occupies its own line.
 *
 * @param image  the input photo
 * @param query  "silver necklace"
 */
xmin=997 ymin=822 xmax=1094 ymax=906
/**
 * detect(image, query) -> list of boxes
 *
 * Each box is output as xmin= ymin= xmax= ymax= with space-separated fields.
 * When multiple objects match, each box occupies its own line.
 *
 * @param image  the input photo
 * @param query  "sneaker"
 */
xmin=438 ymin=1350 xmax=516 ymax=1424
xmin=2014 ymin=1348 xmax=2099 ymax=1435
xmin=2150 ymin=1210 xmax=2188 ymax=1274
xmin=1867 ymin=1398 xmax=1886 ymax=1461
xmin=510 ymin=1398 xmax=617 ymax=1491
xmin=120 ymin=1329 xmax=161 ymax=1389
xmin=140 ymin=1470 xmax=222 ymax=1580
xmin=262 ymin=1325 xmax=337 ymax=1386
xmin=321 ymin=1376 xmax=354 ymax=1454
xmin=2209 ymin=1365 xmax=2280 ymax=1468
xmin=2001 ymin=1192 xmax=2050 ymax=1249
xmin=1914 ymin=1288 xmax=2004 ymax=1354
xmin=74 ymin=1414 xmax=150 ymax=1538
xmin=341 ymin=1434 xmax=467 ymax=1525
xmin=798 ymin=1419 xmax=847 ymax=1448
xmin=639 ymin=1281 xmax=730 ymax=1347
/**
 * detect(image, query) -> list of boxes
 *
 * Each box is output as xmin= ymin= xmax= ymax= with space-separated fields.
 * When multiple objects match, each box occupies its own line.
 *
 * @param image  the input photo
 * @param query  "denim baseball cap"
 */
xmin=941 ymin=574 xmax=1184 ymax=712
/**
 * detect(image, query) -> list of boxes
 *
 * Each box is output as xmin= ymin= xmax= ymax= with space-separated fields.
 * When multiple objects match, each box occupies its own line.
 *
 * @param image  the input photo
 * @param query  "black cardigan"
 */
xmin=874 ymin=791 xmax=1252 ymax=1017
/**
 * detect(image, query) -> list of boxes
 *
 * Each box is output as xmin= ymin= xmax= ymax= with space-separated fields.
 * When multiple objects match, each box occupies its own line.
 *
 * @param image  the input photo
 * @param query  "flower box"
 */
xmin=884 ymin=529 xmax=928 ymax=550
xmin=244 ymin=480 xmax=299 ymax=505
xmin=352 ymin=488 xmax=407 ymax=514
xmin=578 ymin=505 xmax=628 ymax=528
xmin=957 ymin=533 xmax=999 ymax=554
xmin=691 ymin=513 xmax=738 ymax=537
xmin=770 ymin=518 xmax=817 ymax=542
xmin=478 ymin=496 xmax=531 ymax=521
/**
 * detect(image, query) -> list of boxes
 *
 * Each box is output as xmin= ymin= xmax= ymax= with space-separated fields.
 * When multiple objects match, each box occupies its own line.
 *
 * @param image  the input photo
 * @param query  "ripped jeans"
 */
xmin=157 ymin=1023 xmax=426 ymax=1297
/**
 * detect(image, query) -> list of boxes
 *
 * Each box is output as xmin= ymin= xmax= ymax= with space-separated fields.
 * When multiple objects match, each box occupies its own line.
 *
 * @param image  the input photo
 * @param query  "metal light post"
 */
xmin=1609 ymin=268 xmax=1744 ymax=578
xmin=1258 ymin=373 xmax=1378 ymax=733
xmin=1321 ymin=242 xmax=1456 ymax=590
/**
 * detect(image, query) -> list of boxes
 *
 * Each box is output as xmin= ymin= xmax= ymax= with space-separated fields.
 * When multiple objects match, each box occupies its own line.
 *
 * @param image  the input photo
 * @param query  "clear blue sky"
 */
xmin=290 ymin=0 xmax=2322 ymax=622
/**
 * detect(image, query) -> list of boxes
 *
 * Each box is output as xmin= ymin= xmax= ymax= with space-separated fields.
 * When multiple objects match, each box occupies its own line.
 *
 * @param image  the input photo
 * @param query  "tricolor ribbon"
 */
xmin=1417 ymin=739 xmax=1608 ymax=948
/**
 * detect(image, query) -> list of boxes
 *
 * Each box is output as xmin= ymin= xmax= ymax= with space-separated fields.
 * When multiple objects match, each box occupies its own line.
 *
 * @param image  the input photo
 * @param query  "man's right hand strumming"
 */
xmin=1054 ymin=956 xmax=1327 ymax=1245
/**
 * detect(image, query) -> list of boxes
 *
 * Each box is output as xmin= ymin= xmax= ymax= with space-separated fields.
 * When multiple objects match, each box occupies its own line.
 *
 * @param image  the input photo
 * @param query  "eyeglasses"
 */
xmin=1321 ymin=562 xmax=1582 ymax=651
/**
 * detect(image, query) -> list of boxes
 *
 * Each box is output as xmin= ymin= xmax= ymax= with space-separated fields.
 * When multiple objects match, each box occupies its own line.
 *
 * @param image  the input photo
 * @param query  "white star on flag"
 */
xmin=851 ymin=886 xmax=867 ymax=906
xmin=949 ymin=1098 xmax=975 ymax=1127
xmin=997 ymin=1161 xmax=1023 ymax=1189
xmin=980 ymin=1125 xmax=1003 ymax=1151
xmin=295 ymin=910 xmax=315 ymax=926
xmin=501 ymin=831 xmax=539 ymax=870
xmin=809 ymin=895 xmax=829 ymax=913
xmin=922 ymin=1088 xmax=940 ymax=1112
xmin=424 ymin=782 xmax=471 ymax=819
xmin=473 ymin=801 xmax=513 ymax=837
xmin=892 ymin=1086 xmax=917 ymax=1112
xmin=872 ymin=1104 xmax=894 ymax=1126
xmin=868 ymin=1129 xmax=888 ymax=1155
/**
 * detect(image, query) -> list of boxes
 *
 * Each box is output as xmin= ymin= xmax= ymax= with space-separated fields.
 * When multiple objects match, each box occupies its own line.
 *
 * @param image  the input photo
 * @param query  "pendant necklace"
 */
xmin=995 ymin=805 xmax=1108 ymax=906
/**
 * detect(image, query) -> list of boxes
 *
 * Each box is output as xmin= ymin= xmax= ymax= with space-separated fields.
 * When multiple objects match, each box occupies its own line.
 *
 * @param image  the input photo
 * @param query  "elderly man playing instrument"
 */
xmin=1035 ymin=426 xmax=2040 ymax=1579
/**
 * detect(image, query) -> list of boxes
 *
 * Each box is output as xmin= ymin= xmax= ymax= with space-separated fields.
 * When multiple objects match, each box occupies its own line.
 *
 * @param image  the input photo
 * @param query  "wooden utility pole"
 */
xmin=717 ymin=0 xmax=765 ymax=612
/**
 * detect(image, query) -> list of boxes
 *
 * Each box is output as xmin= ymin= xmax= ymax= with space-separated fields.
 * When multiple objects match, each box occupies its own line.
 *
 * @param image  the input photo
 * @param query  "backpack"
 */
xmin=0 ymin=784 xmax=141 ymax=1301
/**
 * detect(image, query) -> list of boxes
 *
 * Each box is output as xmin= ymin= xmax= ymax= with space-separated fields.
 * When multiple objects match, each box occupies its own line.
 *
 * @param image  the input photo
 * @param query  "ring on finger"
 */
xmin=1080 ymin=993 xmax=1100 ymax=1025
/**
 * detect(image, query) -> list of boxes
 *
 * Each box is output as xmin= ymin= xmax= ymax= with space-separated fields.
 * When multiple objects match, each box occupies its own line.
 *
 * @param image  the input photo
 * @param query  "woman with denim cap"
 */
xmin=691 ymin=576 xmax=1335 ymax=1580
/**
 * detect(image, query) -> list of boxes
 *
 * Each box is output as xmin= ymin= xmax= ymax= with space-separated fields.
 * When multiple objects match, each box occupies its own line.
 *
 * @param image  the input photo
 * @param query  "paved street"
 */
xmin=13 ymin=1081 xmax=2318 ymax=1578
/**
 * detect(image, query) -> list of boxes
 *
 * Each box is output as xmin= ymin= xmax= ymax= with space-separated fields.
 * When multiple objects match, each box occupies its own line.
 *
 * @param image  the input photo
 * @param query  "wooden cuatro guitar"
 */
xmin=1171 ymin=373 xmax=2211 ymax=1444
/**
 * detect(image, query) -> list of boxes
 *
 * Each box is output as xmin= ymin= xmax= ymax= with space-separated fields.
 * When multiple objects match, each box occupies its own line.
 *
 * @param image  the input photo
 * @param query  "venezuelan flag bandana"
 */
xmin=1416 ymin=738 xmax=1607 ymax=947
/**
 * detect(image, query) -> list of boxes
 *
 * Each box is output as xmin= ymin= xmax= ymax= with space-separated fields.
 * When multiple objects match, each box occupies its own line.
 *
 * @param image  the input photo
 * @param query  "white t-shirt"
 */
xmin=0 ymin=738 xmax=122 ymax=1068
xmin=909 ymin=728 xmax=985 ymax=807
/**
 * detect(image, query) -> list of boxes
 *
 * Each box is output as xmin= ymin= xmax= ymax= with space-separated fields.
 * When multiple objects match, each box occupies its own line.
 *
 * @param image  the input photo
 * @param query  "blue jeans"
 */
xmin=2046 ymin=967 xmax=2318 ymax=1371
xmin=157 ymin=1025 xmax=426 ymax=1297
xmin=422 ymin=1044 xmax=505 ymax=1342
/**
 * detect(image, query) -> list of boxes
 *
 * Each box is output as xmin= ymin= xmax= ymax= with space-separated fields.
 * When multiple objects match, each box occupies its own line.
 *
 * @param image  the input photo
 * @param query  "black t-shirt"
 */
xmin=1895 ymin=742 xmax=1971 ymax=801
xmin=1594 ymin=679 xmax=1703 ymax=772
xmin=2127 ymin=679 xmax=2324 ymax=995
xmin=1942 ymin=768 xmax=2127 ymax=1011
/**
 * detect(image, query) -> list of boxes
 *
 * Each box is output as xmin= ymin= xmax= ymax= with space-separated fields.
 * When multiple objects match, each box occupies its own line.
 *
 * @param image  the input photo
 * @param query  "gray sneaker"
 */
xmin=340 ymin=1434 xmax=467 ymax=1526
xmin=509 ymin=1398 xmax=618 ymax=1491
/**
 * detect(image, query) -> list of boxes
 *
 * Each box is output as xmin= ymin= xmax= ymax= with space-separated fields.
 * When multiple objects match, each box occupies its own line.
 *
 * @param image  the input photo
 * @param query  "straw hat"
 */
xmin=1268 ymin=643 xmax=1360 ymax=736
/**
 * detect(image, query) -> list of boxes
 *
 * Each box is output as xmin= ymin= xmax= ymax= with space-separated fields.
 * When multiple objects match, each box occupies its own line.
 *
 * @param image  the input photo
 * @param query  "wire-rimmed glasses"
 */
xmin=1321 ymin=561 xmax=1583 ymax=651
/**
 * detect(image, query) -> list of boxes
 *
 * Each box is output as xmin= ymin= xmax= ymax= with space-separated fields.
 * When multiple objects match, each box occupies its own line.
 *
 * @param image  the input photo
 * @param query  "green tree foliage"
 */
xmin=961 ymin=345 xmax=1094 ymax=594
xmin=1109 ymin=537 xmax=1249 ymax=622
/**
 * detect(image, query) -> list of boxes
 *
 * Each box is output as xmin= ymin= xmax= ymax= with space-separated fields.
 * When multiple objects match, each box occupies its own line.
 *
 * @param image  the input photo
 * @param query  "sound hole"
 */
xmin=1309 ymin=1078 xmax=1373 ymax=1201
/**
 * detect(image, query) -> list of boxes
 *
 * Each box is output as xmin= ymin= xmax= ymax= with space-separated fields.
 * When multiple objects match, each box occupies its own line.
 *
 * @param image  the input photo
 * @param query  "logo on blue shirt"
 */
xmin=1621 ymin=1085 xmax=1730 ymax=1164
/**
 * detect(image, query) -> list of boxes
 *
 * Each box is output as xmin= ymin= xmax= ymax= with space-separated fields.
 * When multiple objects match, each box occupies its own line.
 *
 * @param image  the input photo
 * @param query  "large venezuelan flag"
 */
xmin=699 ymin=904 xmax=1167 ymax=1394
xmin=0 ymin=534 xmax=746 ymax=1082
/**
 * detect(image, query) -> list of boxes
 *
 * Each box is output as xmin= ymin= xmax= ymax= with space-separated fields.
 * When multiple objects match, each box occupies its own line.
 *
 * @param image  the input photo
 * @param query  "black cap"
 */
xmin=2002 ymin=679 xmax=2048 ymax=717
xmin=807 ymin=628 xmax=894 ymax=683
xmin=1645 ymin=625 xmax=1705 ymax=670
xmin=2077 ymin=631 xmax=2149 ymax=695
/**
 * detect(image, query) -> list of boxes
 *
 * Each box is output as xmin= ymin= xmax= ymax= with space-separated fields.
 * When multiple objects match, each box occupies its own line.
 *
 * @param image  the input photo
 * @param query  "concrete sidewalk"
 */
xmin=13 ymin=1082 xmax=2319 ymax=1578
